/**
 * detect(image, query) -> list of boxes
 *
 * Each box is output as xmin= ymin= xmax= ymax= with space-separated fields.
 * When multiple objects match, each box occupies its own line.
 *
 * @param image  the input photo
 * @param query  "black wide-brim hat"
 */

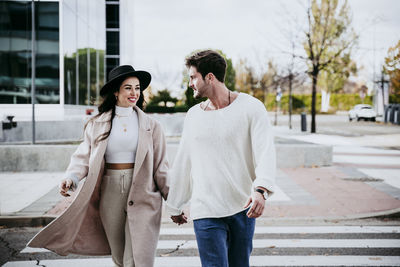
xmin=100 ymin=65 xmax=151 ymax=97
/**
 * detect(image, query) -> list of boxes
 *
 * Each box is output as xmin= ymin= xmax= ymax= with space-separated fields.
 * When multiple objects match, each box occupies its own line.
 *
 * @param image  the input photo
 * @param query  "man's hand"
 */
xmin=171 ymin=212 xmax=188 ymax=225
xmin=59 ymin=178 xmax=73 ymax=197
xmin=243 ymin=191 xmax=266 ymax=218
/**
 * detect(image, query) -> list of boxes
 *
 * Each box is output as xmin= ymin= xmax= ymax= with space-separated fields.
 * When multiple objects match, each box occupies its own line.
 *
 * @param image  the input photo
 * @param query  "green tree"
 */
xmin=384 ymin=40 xmax=400 ymax=102
xmin=216 ymin=50 xmax=236 ymax=91
xmin=235 ymin=59 xmax=280 ymax=104
xmin=318 ymin=53 xmax=357 ymax=93
xmin=260 ymin=60 xmax=281 ymax=104
xmin=303 ymin=0 xmax=358 ymax=132
xmin=235 ymin=59 xmax=253 ymax=94
xmin=148 ymin=89 xmax=178 ymax=107
xmin=318 ymin=53 xmax=357 ymax=111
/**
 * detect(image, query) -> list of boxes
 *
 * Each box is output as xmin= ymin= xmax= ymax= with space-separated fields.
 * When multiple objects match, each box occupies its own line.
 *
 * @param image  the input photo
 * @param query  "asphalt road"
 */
xmin=274 ymin=114 xmax=400 ymax=138
xmin=2 ymin=218 xmax=400 ymax=267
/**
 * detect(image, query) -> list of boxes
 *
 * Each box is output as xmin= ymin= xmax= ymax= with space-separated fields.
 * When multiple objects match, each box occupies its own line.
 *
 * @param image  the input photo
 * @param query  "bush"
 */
xmin=145 ymin=105 xmax=175 ymax=113
xmin=146 ymin=93 xmax=377 ymax=114
xmin=145 ymin=104 xmax=189 ymax=113
xmin=389 ymin=94 xmax=400 ymax=104
xmin=174 ymin=105 xmax=189 ymax=112
xmin=263 ymin=93 xmax=373 ymax=113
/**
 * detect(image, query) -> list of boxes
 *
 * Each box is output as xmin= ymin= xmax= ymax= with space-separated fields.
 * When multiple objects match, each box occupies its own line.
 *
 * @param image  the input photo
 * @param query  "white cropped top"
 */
xmin=105 ymin=105 xmax=139 ymax=163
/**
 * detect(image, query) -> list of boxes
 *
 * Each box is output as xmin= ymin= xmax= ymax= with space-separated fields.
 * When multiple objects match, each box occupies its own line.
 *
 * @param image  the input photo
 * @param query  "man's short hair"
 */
xmin=185 ymin=50 xmax=227 ymax=83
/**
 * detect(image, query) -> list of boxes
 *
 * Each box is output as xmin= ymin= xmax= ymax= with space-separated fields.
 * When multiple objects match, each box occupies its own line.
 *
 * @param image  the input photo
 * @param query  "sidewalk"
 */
xmin=49 ymin=164 xmax=400 ymax=219
xmin=1 ymin=164 xmax=400 ymax=227
xmin=1 ymin=125 xmax=400 ymax=227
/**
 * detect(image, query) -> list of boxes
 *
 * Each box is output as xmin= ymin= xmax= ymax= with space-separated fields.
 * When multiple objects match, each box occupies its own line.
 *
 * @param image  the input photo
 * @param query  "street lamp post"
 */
xmin=274 ymin=86 xmax=282 ymax=126
xmin=31 ymin=0 xmax=36 ymax=144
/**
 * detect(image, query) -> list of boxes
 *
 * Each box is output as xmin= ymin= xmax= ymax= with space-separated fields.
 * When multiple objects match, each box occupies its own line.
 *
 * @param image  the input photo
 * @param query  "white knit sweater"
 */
xmin=166 ymin=93 xmax=276 ymax=220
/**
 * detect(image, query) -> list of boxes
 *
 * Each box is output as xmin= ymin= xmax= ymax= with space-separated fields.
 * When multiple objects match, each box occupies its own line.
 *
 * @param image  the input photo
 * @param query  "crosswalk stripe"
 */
xmin=3 ymin=258 xmax=114 ymax=267
xmin=251 ymin=239 xmax=400 ymax=248
xmin=159 ymin=226 xmax=400 ymax=235
xmin=21 ymin=238 xmax=400 ymax=253
xmin=4 ymin=256 xmax=400 ymax=266
xmin=249 ymin=256 xmax=400 ymax=266
xmin=20 ymin=247 xmax=49 ymax=253
xmin=10 ymin=226 xmax=400 ymax=267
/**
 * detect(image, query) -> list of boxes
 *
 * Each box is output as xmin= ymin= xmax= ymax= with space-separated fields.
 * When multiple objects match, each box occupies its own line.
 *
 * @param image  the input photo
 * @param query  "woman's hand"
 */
xmin=171 ymin=212 xmax=188 ymax=225
xmin=59 ymin=178 xmax=73 ymax=197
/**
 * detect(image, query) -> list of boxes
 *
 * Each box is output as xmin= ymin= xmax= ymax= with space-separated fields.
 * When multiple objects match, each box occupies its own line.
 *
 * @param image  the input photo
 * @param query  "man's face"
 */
xmin=188 ymin=66 xmax=209 ymax=99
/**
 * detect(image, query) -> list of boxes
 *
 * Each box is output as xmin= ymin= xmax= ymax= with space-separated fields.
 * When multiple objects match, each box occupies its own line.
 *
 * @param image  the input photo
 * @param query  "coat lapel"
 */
xmin=92 ymin=112 xmax=111 ymax=171
xmin=133 ymin=107 xmax=151 ymax=178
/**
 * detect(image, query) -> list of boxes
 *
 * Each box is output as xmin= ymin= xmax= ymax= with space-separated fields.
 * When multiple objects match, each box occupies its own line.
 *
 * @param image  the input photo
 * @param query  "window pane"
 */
xmin=0 ymin=1 xmax=59 ymax=104
xmin=106 ymin=4 xmax=119 ymax=28
xmin=106 ymin=31 xmax=119 ymax=55
xmin=78 ymin=48 xmax=88 ymax=105
xmin=0 ymin=1 xmax=31 ymax=104
xmin=106 ymin=57 xmax=119 ymax=78
xmin=35 ymin=2 xmax=59 ymax=104
xmin=63 ymin=0 xmax=77 ymax=105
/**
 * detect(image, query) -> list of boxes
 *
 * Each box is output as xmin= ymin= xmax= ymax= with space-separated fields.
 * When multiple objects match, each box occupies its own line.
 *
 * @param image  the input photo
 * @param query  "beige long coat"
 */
xmin=27 ymin=106 xmax=169 ymax=267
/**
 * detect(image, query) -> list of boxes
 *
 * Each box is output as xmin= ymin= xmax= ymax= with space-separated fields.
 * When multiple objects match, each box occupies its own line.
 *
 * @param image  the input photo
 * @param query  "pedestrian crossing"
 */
xmin=4 ymin=256 xmax=400 ymax=267
xmin=3 ymin=225 xmax=400 ymax=267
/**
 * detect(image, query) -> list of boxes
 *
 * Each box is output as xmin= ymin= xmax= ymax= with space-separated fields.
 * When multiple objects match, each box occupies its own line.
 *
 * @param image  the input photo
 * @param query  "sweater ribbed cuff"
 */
xmin=165 ymin=203 xmax=183 ymax=216
xmin=253 ymin=178 xmax=275 ymax=195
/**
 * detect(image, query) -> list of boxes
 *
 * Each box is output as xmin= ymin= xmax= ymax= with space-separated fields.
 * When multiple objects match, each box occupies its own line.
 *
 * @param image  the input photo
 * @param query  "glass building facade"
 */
xmin=105 ymin=0 xmax=120 ymax=75
xmin=63 ymin=0 xmax=106 ymax=106
xmin=0 ymin=0 xmax=107 ymax=107
xmin=0 ymin=1 xmax=59 ymax=104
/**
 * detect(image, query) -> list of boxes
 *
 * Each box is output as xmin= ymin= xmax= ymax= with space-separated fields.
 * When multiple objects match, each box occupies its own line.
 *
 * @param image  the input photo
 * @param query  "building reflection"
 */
xmin=0 ymin=0 xmax=106 ymax=107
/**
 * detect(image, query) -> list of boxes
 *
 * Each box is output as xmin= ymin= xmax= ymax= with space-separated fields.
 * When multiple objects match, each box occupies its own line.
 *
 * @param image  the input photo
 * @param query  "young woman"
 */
xmin=28 ymin=65 xmax=169 ymax=267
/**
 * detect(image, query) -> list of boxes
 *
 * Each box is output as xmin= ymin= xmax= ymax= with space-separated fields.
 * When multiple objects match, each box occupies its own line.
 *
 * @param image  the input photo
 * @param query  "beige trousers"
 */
xmin=100 ymin=168 xmax=135 ymax=267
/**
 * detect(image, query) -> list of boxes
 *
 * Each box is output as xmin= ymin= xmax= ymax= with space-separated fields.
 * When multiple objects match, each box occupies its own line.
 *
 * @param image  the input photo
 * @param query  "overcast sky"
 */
xmin=119 ymin=0 xmax=400 ymax=97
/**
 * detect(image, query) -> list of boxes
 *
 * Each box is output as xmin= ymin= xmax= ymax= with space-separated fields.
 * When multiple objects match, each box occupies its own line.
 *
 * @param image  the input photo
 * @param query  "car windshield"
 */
xmin=361 ymin=107 xmax=372 ymax=110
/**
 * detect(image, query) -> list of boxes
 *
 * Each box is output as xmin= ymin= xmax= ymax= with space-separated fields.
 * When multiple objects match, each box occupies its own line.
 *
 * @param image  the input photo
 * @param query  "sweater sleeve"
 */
xmin=250 ymin=101 xmax=276 ymax=194
xmin=65 ymin=120 xmax=93 ymax=190
xmin=165 ymin=114 xmax=193 ymax=216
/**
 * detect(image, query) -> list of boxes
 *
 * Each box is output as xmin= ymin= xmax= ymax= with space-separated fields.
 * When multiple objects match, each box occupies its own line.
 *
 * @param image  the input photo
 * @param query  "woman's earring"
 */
xmin=115 ymin=95 xmax=118 ymax=101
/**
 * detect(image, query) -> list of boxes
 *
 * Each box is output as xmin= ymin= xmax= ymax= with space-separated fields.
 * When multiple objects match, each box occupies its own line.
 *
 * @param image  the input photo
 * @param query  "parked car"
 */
xmin=348 ymin=104 xmax=376 ymax=121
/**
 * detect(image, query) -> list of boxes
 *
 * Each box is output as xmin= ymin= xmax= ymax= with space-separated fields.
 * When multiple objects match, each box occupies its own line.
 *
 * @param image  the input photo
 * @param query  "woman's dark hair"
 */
xmin=87 ymin=76 xmax=145 ymax=144
xmin=185 ymin=50 xmax=227 ymax=82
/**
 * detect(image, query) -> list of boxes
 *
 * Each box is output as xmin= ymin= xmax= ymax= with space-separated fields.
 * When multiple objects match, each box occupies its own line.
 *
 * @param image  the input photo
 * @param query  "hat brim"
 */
xmin=100 ymin=70 xmax=151 ymax=97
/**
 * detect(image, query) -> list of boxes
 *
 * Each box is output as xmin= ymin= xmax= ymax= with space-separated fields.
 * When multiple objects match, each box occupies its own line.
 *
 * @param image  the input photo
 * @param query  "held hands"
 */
xmin=244 ymin=191 xmax=266 ymax=218
xmin=171 ymin=212 xmax=188 ymax=225
xmin=59 ymin=178 xmax=73 ymax=197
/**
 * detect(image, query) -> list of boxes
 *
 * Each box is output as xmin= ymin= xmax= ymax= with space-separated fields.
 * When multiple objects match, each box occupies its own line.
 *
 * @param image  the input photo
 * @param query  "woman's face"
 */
xmin=114 ymin=76 xmax=141 ymax=108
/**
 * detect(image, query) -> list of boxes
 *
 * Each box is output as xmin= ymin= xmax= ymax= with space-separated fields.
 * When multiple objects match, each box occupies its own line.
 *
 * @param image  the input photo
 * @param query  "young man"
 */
xmin=166 ymin=50 xmax=276 ymax=267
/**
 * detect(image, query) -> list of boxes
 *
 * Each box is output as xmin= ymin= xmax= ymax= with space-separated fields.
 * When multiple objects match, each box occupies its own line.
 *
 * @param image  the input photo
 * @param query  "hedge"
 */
xmin=144 ymin=93 xmax=378 ymax=114
xmin=145 ymin=104 xmax=188 ymax=113
xmin=264 ymin=93 xmax=373 ymax=113
xmin=389 ymin=94 xmax=400 ymax=104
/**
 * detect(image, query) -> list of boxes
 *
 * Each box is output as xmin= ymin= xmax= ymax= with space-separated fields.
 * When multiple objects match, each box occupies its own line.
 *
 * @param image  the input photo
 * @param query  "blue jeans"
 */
xmin=193 ymin=209 xmax=256 ymax=267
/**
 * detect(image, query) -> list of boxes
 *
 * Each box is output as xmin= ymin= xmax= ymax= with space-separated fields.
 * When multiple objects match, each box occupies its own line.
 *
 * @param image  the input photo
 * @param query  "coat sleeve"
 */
xmin=152 ymin=121 xmax=169 ymax=200
xmin=250 ymin=100 xmax=276 ymax=195
xmin=165 ymin=114 xmax=192 ymax=216
xmin=65 ymin=120 xmax=93 ymax=190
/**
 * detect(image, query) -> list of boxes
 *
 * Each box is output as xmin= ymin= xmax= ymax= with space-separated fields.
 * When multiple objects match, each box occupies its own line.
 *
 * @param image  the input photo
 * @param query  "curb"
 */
xmin=254 ymin=208 xmax=400 ymax=225
xmin=2 ymin=208 xmax=399 ymax=228
xmin=0 ymin=215 xmax=55 ymax=228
